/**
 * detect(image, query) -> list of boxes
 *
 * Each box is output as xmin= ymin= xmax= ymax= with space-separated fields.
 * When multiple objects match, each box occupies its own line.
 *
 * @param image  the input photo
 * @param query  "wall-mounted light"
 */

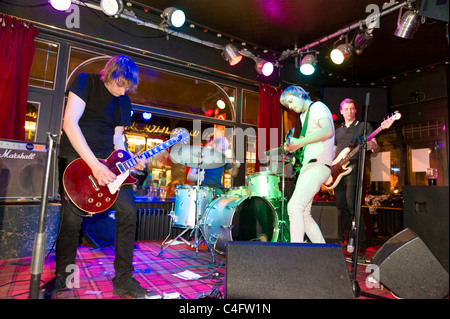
xmin=49 ymin=0 xmax=72 ymax=11
xmin=100 ymin=0 xmax=124 ymax=17
xmin=161 ymin=7 xmax=186 ymax=28
xmin=222 ymin=43 xmax=242 ymax=66
xmin=254 ymin=58 xmax=274 ymax=76
xmin=299 ymin=53 xmax=317 ymax=75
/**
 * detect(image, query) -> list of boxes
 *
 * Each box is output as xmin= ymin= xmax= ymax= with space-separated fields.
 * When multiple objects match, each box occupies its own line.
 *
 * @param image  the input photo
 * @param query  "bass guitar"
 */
xmin=63 ymin=130 xmax=189 ymax=214
xmin=323 ymin=112 xmax=401 ymax=190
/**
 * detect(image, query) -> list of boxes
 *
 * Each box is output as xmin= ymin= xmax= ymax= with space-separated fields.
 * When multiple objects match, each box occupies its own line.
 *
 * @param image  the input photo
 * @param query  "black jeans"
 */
xmin=56 ymin=158 xmax=137 ymax=284
xmin=334 ymin=164 xmax=366 ymax=249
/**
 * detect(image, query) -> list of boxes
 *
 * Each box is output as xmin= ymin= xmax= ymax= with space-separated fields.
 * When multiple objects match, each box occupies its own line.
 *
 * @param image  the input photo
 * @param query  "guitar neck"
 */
xmin=120 ymin=133 xmax=186 ymax=171
xmin=337 ymin=125 xmax=383 ymax=166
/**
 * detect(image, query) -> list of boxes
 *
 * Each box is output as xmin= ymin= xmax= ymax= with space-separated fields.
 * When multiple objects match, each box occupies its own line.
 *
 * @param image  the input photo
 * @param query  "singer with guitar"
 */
xmin=43 ymin=56 xmax=150 ymax=298
xmin=333 ymin=98 xmax=380 ymax=258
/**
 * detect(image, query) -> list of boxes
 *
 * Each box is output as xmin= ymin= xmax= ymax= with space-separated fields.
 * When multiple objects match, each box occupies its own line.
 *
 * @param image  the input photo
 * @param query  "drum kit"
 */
xmin=159 ymin=144 xmax=293 ymax=259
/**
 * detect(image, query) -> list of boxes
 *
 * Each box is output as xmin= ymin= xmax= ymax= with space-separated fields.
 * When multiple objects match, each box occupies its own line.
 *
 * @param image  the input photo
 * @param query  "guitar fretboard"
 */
xmin=121 ymin=132 xmax=188 ymax=171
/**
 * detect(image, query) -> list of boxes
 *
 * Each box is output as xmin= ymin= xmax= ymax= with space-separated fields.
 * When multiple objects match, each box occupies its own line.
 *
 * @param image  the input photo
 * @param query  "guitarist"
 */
xmin=333 ymin=98 xmax=379 ymax=258
xmin=280 ymin=86 xmax=335 ymax=244
xmin=44 ymin=56 xmax=150 ymax=298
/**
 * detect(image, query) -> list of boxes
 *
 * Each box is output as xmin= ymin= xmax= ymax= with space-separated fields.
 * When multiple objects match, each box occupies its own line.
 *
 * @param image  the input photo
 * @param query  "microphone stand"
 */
xmin=350 ymin=93 xmax=388 ymax=299
xmin=28 ymin=132 xmax=57 ymax=299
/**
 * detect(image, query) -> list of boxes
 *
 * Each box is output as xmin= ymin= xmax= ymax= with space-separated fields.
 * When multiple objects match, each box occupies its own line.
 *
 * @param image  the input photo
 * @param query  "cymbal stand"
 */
xmin=278 ymin=149 xmax=290 ymax=242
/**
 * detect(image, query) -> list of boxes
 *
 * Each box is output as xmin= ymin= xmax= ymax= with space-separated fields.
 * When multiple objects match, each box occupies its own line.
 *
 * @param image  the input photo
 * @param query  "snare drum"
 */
xmin=172 ymin=185 xmax=214 ymax=228
xmin=246 ymin=171 xmax=281 ymax=199
xmin=202 ymin=196 xmax=279 ymax=254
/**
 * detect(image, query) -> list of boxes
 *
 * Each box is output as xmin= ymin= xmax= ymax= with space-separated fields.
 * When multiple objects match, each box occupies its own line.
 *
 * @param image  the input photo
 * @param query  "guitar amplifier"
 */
xmin=0 ymin=139 xmax=57 ymax=201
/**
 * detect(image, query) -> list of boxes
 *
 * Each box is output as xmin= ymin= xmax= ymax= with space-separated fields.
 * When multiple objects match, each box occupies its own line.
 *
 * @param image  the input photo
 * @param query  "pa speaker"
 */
xmin=0 ymin=139 xmax=57 ymax=201
xmin=373 ymin=228 xmax=449 ymax=299
xmin=226 ymin=241 xmax=354 ymax=299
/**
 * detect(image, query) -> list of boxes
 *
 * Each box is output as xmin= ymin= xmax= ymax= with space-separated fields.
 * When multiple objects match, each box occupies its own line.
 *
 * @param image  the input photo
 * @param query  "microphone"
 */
xmin=347 ymin=221 xmax=356 ymax=254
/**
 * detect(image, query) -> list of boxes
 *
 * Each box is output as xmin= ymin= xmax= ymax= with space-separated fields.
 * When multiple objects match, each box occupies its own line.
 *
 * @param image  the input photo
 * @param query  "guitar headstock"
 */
xmin=381 ymin=111 xmax=401 ymax=130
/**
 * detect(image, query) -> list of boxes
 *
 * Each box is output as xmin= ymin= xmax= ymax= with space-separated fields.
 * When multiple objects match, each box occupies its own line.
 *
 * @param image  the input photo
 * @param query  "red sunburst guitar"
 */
xmin=63 ymin=130 xmax=189 ymax=214
xmin=323 ymin=112 xmax=401 ymax=190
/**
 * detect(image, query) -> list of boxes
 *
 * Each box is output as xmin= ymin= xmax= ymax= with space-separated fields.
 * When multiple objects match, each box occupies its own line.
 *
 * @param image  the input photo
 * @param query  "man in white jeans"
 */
xmin=280 ymin=86 xmax=335 ymax=243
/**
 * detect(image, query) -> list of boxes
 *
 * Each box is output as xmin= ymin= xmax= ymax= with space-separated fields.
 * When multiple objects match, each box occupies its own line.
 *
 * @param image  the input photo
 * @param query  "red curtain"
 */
xmin=255 ymin=84 xmax=282 ymax=172
xmin=0 ymin=15 xmax=39 ymax=140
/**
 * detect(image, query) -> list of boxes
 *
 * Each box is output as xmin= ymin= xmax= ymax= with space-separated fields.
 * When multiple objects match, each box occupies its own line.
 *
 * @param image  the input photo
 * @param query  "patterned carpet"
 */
xmin=0 ymin=239 xmax=396 ymax=300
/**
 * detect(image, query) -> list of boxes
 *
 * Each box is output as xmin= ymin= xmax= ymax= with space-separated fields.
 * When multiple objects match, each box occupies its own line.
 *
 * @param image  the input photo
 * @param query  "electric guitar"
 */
xmin=63 ymin=131 xmax=189 ymax=214
xmin=323 ymin=112 xmax=401 ymax=190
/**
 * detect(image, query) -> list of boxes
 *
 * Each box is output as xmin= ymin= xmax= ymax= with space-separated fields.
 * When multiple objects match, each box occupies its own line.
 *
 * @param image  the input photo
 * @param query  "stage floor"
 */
xmin=0 ymin=239 xmax=397 ymax=300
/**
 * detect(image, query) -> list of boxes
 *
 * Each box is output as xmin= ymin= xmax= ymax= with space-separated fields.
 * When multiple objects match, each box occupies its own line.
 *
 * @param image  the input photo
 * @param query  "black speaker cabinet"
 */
xmin=226 ymin=241 xmax=354 ymax=299
xmin=403 ymin=186 xmax=449 ymax=272
xmin=311 ymin=202 xmax=341 ymax=243
xmin=373 ymin=228 xmax=449 ymax=299
xmin=0 ymin=139 xmax=57 ymax=201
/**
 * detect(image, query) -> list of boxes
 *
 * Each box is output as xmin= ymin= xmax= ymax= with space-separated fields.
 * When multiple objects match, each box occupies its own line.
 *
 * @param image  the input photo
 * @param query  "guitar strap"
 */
xmin=117 ymin=97 xmax=130 ymax=152
xmin=296 ymin=102 xmax=314 ymax=165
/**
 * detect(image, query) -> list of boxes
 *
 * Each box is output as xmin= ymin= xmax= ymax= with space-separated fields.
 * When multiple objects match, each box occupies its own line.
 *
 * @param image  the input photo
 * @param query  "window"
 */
xmin=29 ymin=39 xmax=59 ymax=89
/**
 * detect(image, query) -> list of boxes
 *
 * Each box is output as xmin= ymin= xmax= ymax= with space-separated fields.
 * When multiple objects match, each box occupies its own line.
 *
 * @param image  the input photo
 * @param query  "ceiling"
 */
xmin=131 ymin=0 xmax=448 ymax=86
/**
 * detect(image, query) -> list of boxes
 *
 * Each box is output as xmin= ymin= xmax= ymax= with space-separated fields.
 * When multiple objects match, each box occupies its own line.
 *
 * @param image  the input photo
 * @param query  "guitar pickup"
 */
xmin=116 ymin=162 xmax=126 ymax=174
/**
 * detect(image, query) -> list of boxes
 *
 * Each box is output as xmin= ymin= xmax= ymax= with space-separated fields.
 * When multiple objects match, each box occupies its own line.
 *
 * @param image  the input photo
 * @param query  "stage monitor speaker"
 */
xmin=226 ymin=241 xmax=354 ymax=299
xmin=0 ymin=139 xmax=57 ymax=201
xmin=373 ymin=228 xmax=449 ymax=299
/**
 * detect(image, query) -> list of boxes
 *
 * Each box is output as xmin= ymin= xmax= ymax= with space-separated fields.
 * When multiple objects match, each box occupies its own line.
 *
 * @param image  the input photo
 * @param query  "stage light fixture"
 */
xmin=222 ymin=44 xmax=242 ymax=66
xmin=300 ymin=54 xmax=317 ymax=75
xmin=161 ymin=7 xmax=186 ymax=28
xmin=255 ymin=58 xmax=274 ymax=76
xmin=394 ymin=9 xmax=420 ymax=39
xmin=100 ymin=0 xmax=124 ymax=17
xmin=331 ymin=43 xmax=353 ymax=65
xmin=49 ymin=0 xmax=72 ymax=11
xmin=354 ymin=30 xmax=373 ymax=55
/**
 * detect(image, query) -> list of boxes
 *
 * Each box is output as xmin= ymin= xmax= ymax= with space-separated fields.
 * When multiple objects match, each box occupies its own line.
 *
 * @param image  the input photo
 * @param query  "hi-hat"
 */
xmin=170 ymin=145 xmax=226 ymax=169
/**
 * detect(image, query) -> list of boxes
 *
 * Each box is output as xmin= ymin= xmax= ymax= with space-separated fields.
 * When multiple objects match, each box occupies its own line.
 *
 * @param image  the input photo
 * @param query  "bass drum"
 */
xmin=202 ymin=196 xmax=279 ymax=254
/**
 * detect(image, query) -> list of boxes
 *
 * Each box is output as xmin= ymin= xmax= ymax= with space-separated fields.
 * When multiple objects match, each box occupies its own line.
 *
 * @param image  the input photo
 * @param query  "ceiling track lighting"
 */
xmin=49 ymin=0 xmax=72 ymax=11
xmin=100 ymin=0 xmax=124 ymax=17
xmin=254 ymin=57 xmax=274 ymax=76
xmin=354 ymin=29 xmax=374 ymax=55
xmin=330 ymin=36 xmax=353 ymax=65
xmin=222 ymin=43 xmax=243 ymax=66
xmin=160 ymin=7 xmax=186 ymax=28
xmin=394 ymin=6 xmax=421 ymax=39
xmin=299 ymin=53 xmax=317 ymax=75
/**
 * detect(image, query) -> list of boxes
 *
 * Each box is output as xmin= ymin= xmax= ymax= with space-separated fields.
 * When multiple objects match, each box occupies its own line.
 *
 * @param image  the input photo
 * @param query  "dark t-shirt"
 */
xmin=334 ymin=120 xmax=374 ymax=165
xmin=59 ymin=73 xmax=132 ymax=159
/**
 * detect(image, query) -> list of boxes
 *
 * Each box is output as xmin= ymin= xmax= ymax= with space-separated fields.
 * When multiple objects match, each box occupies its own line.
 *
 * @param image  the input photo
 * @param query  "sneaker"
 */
xmin=113 ymin=275 xmax=149 ymax=298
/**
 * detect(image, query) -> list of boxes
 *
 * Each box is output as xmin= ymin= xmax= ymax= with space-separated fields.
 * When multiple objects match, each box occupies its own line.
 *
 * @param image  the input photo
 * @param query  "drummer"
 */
xmin=186 ymin=135 xmax=240 ymax=196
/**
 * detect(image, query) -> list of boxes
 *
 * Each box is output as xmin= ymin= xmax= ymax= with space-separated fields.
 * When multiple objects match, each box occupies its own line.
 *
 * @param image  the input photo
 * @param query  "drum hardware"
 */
xmin=160 ymin=146 xmax=225 ymax=262
xmin=264 ymin=144 xmax=292 ymax=242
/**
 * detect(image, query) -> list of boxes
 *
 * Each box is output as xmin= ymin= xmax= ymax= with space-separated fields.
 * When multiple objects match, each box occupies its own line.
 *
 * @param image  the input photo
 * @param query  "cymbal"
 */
xmin=170 ymin=145 xmax=226 ymax=169
xmin=265 ymin=146 xmax=288 ymax=156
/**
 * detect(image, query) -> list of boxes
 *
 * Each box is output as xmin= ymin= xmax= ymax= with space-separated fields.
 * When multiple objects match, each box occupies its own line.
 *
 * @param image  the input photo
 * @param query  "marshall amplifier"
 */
xmin=0 ymin=139 xmax=57 ymax=201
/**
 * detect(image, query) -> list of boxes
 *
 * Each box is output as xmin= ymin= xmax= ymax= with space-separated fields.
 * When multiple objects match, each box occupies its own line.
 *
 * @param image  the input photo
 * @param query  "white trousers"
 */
xmin=287 ymin=162 xmax=331 ymax=243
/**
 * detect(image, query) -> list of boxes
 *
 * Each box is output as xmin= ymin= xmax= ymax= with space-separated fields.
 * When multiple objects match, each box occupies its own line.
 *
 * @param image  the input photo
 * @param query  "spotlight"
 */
xmin=354 ymin=30 xmax=373 ymax=55
xmin=161 ymin=7 xmax=186 ymax=28
xmin=222 ymin=44 xmax=242 ymax=66
xmin=331 ymin=43 xmax=353 ymax=64
xmin=49 ymin=0 xmax=72 ymax=11
xmin=394 ymin=9 xmax=420 ymax=39
xmin=100 ymin=0 xmax=124 ymax=17
xmin=300 ymin=54 xmax=317 ymax=75
xmin=255 ymin=58 xmax=274 ymax=76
